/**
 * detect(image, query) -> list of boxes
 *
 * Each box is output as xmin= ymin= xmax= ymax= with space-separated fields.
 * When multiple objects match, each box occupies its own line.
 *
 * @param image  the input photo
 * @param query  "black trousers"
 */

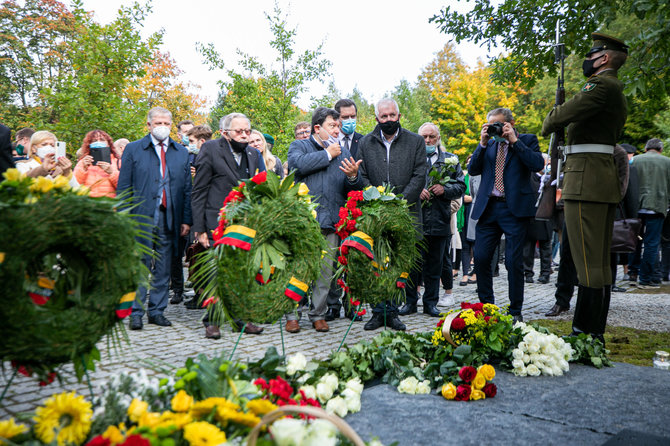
xmin=170 ymin=234 xmax=187 ymax=294
xmin=555 ymin=221 xmax=578 ymax=309
xmin=523 ymin=238 xmax=552 ymax=277
xmin=407 ymin=234 xmax=449 ymax=307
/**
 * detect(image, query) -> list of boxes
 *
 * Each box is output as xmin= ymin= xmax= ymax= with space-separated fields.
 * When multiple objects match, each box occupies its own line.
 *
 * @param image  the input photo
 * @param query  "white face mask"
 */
xmin=37 ymin=145 xmax=56 ymax=160
xmin=152 ymin=125 xmax=171 ymax=141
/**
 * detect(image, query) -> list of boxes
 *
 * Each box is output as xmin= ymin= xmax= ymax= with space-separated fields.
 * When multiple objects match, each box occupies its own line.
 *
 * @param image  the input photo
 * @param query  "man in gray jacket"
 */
xmin=286 ymin=107 xmax=363 ymax=333
xmin=357 ymin=98 xmax=427 ymax=331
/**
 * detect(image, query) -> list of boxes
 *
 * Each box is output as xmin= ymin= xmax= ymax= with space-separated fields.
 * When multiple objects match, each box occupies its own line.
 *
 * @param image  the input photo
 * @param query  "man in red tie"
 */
xmin=117 ymin=107 xmax=193 ymax=330
xmin=468 ymin=108 xmax=544 ymax=323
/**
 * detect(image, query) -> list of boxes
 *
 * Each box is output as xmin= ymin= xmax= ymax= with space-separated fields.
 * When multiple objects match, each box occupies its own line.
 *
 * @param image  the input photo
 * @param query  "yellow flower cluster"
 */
xmin=183 ymin=421 xmax=226 ymax=446
xmin=245 ymin=399 xmax=278 ymax=416
xmin=0 ymin=418 xmax=27 ymax=444
xmin=33 ymin=392 xmax=92 ymax=446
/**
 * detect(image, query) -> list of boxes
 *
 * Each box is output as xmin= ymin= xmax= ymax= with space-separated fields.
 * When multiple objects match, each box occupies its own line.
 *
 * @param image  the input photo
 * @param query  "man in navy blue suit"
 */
xmin=468 ymin=108 xmax=544 ymax=322
xmin=118 ymin=107 xmax=193 ymax=330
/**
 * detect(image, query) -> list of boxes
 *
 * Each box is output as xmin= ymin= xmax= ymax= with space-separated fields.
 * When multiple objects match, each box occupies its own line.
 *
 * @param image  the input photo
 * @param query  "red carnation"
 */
xmin=337 ymin=279 xmax=346 ymax=288
xmin=455 ymin=384 xmax=472 ymax=401
xmin=86 ymin=436 xmax=111 ymax=446
xmin=472 ymin=303 xmax=484 ymax=311
xmin=458 ymin=366 xmax=478 ymax=383
xmin=340 ymin=246 xmax=349 ymax=255
xmin=351 ymin=208 xmax=363 ymax=217
xmin=254 ymin=378 xmax=269 ymax=390
xmin=346 ymin=199 xmax=357 ymax=209
xmin=450 ymin=317 xmax=466 ymax=331
xmin=269 ymin=376 xmax=293 ymax=401
xmin=339 ymin=208 xmax=350 ymax=219
xmin=474 ymin=310 xmax=484 ymax=318
xmin=337 ymin=255 xmax=348 ymax=265
xmin=336 ymin=230 xmax=349 ymax=239
xmin=39 ymin=371 xmax=57 ymax=386
xmin=483 ymin=382 xmax=497 ymax=398
xmin=346 ymin=220 xmax=357 ymax=231
xmin=251 ymin=171 xmax=267 ymax=184
xmin=437 ymin=319 xmax=444 ymax=328
xmin=484 ymin=316 xmax=491 ymax=323
xmin=357 ymin=308 xmax=367 ymax=316
xmin=460 ymin=302 xmax=472 ymax=310
xmin=351 ymin=191 xmax=364 ymax=200
xmin=119 ymin=435 xmax=150 ymax=446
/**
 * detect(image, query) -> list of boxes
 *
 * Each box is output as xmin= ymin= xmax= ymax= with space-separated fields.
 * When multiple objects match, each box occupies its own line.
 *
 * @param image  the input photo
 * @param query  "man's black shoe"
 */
xmin=345 ymin=311 xmax=363 ymax=321
xmin=525 ymin=276 xmax=534 ymax=284
xmin=398 ymin=303 xmax=417 ymax=316
xmin=387 ymin=314 xmax=406 ymax=331
xmin=324 ymin=308 xmax=340 ymax=322
xmin=612 ymin=285 xmax=627 ymax=293
xmin=130 ymin=315 xmax=143 ymax=330
xmin=537 ymin=275 xmax=550 ymax=284
xmin=170 ymin=292 xmax=184 ymax=304
xmin=544 ymin=304 xmax=569 ymax=317
xmin=184 ymin=298 xmax=200 ymax=309
xmin=423 ymin=305 xmax=441 ymax=317
xmin=148 ymin=314 xmax=172 ymax=326
xmin=364 ymin=313 xmax=384 ymax=330
xmin=512 ymin=314 xmax=524 ymax=324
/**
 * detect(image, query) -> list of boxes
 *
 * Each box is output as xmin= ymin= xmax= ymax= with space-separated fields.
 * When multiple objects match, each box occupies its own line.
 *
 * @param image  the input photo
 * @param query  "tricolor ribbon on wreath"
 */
xmin=396 ymin=271 xmax=409 ymax=288
xmin=215 ymin=224 xmax=256 ymax=250
xmin=115 ymin=291 xmax=136 ymax=319
xmin=25 ymin=277 xmax=55 ymax=305
xmin=255 ymin=265 xmax=276 ymax=285
xmin=285 ymin=276 xmax=309 ymax=302
xmin=341 ymin=231 xmax=374 ymax=259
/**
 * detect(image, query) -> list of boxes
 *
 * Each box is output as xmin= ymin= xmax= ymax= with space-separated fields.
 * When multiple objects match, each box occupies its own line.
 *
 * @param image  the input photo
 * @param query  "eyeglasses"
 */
xmin=226 ymin=129 xmax=251 ymax=136
xmin=296 ymin=130 xmax=310 ymax=136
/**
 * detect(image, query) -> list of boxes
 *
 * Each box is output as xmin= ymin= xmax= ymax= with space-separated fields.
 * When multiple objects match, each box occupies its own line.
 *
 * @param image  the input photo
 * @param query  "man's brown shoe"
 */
xmin=312 ymin=319 xmax=329 ymax=332
xmin=285 ymin=320 xmax=300 ymax=333
xmin=544 ymin=304 xmax=569 ymax=317
xmin=233 ymin=321 xmax=264 ymax=334
xmin=205 ymin=325 xmax=221 ymax=339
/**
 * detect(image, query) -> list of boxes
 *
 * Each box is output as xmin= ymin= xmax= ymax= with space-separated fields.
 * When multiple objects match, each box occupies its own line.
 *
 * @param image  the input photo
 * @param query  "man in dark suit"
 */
xmin=191 ymin=112 xmax=266 ymax=338
xmin=468 ymin=107 xmax=544 ymax=322
xmin=117 ymin=107 xmax=193 ymax=330
xmin=324 ymin=98 xmax=366 ymax=321
xmin=0 ymin=124 xmax=13 ymax=175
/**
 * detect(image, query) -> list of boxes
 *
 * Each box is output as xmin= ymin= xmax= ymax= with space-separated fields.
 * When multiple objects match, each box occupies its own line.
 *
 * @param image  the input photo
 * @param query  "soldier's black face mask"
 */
xmin=582 ymin=54 xmax=605 ymax=77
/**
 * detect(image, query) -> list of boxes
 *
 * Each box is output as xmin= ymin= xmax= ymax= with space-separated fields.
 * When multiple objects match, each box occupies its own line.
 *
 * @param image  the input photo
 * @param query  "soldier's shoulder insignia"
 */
xmin=582 ymin=82 xmax=597 ymax=92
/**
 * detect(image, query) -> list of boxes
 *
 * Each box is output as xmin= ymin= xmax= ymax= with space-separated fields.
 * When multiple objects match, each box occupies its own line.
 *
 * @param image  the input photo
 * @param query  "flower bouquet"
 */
xmin=506 ymin=322 xmax=574 ymax=377
xmin=433 ymin=302 xmax=514 ymax=360
xmin=440 ymin=365 xmax=497 ymax=401
xmin=423 ymin=155 xmax=460 ymax=206
xmin=334 ymin=185 xmax=419 ymax=307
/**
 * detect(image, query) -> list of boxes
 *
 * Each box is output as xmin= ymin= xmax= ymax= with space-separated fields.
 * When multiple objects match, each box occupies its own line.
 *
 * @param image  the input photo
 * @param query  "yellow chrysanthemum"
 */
xmin=472 ymin=373 xmax=487 ymax=390
xmin=33 ymin=392 xmax=92 ymax=446
xmin=53 ymin=175 xmax=70 ymax=190
xmin=190 ymin=398 xmax=239 ymax=419
xmin=217 ymin=408 xmax=260 ymax=427
xmin=431 ymin=328 xmax=445 ymax=346
xmin=482 ymin=303 xmax=499 ymax=313
xmin=102 ymin=425 xmax=124 ymax=445
xmin=157 ymin=411 xmax=192 ymax=429
xmin=2 ymin=168 xmax=22 ymax=182
xmin=137 ymin=412 xmax=160 ymax=428
xmin=127 ymin=399 xmax=149 ymax=423
xmin=246 ymin=399 xmax=278 ymax=416
xmin=376 ymin=185 xmax=384 ymax=193
xmin=171 ymin=390 xmax=194 ymax=412
xmin=298 ymin=183 xmax=309 ymax=196
xmin=0 ymin=417 xmax=28 ymax=444
xmin=478 ymin=364 xmax=496 ymax=381
xmin=182 ymin=421 xmax=226 ymax=446
xmin=30 ymin=176 xmax=55 ymax=194
xmin=460 ymin=309 xmax=477 ymax=325
xmin=440 ymin=383 xmax=457 ymax=400
xmin=470 ymin=389 xmax=486 ymax=401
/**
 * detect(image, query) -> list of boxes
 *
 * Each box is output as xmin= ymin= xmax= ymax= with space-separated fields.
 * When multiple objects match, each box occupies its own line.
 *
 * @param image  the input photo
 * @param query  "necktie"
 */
xmin=343 ymin=135 xmax=350 ymax=153
xmin=160 ymin=142 xmax=167 ymax=208
xmin=494 ymin=142 xmax=506 ymax=195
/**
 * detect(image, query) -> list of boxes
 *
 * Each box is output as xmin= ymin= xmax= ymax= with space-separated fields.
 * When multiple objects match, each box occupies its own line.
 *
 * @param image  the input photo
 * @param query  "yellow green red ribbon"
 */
xmin=115 ymin=291 xmax=136 ymax=319
xmin=342 ymin=231 xmax=374 ymax=259
xmin=285 ymin=276 xmax=309 ymax=302
xmin=216 ymin=224 xmax=256 ymax=250
xmin=396 ymin=272 xmax=409 ymax=288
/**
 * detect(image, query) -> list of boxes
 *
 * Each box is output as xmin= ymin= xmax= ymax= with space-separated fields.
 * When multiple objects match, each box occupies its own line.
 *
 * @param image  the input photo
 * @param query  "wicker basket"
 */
xmin=246 ymin=405 xmax=366 ymax=446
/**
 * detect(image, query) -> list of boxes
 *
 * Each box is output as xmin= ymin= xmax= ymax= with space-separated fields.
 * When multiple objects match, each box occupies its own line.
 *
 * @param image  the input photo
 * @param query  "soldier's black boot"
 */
xmin=592 ymin=285 xmax=610 ymax=346
xmin=571 ymin=286 xmax=588 ymax=335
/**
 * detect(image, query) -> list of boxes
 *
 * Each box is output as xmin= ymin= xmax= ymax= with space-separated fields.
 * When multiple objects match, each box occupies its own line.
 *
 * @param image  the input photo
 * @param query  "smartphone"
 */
xmin=56 ymin=142 xmax=66 ymax=160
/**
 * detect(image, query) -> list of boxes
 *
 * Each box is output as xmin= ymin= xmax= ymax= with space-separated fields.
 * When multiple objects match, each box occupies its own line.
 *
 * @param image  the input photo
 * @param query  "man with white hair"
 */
xmin=357 ymin=98 xmax=427 ymax=331
xmin=190 ymin=112 xmax=266 ymax=338
xmin=118 ymin=107 xmax=193 ymax=331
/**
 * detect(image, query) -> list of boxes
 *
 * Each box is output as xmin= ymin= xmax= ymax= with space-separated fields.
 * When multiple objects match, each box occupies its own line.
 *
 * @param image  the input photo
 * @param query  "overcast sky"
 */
xmin=83 ymin=0 xmax=497 ymax=109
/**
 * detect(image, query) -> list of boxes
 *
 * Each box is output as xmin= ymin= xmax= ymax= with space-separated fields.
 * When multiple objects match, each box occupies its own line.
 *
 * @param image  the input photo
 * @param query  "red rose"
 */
xmin=450 ymin=317 xmax=466 ymax=331
xmin=356 ymin=309 xmax=366 ymax=316
xmin=350 ymin=298 xmax=361 ymax=307
xmin=460 ymin=302 xmax=472 ymax=310
xmin=474 ymin=310 xmax=484 ymax=318
xmin=337 ymin=279 xmax=346 ymax=288
xmin=346 ymin=199 xmax=357 ymax=209
xmin=455 ymin=384 xmax=471 ymax=401
xmin=39 ymin=371 xmax=57 ymax=387
xmin=251 ymin=171 xmax=267 ymax=184
xmin=86 ymin=436 xmax=111 ymax=446
xmin=458 ymin=366 xmax=477 ymax=383
xmin=346 ymin=220 xmax=357 ymax=231
xmin=351 ymin=208 xmax=363 ymax=218
xmin=338 ymin=255 xmax=348 ymax=265
xmin=119 ymin=435 xmax=150 ymax=446
xmin=483 ymin=382 xmax=497 ymax=398
xmin=472 ymin=303 xmax=484 ymax=311
xmin=437 ymin=319 xmax=444 ymax=328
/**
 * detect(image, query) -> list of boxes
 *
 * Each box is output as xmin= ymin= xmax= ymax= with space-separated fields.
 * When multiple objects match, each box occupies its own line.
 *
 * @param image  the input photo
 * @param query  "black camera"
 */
xmin=487 ymin=122 xmax=504 ymax=137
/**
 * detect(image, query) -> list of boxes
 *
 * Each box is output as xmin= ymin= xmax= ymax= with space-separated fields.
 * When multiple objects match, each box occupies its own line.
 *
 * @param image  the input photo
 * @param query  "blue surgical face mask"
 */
xmin=182 ymin=135 xmax=189 ymax=145
xmin=188 ymin=143 xmax=199 ymax=154
xmin=90 ymin=141 xmax=108 ymax=149
xmin=341 ymin=118 xmax=356 ymax=135
xmin=426 ymin=145 xmax=437 ymax=155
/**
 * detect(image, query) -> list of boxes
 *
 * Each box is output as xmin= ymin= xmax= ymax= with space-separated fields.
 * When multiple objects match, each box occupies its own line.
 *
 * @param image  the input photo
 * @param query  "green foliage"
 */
xmin=199 ymin=3 xmax=330 ymax=160
xmin=563 ymin=334 xmax=613 ymax=368
xmin=390 ymin=79 xmax=432 ymax=134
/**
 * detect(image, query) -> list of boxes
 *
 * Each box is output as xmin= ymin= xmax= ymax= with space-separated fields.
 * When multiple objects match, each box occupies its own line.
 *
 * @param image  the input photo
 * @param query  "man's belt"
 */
xmin=563 ymin=144 xmax=614 ymax=155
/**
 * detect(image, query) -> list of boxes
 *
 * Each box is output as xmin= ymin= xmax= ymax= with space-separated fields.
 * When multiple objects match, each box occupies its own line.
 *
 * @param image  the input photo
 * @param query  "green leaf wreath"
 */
xmin=193 ymin=171 xmax=328 ymax=325
xmin=0 ymin=169 xmax=146 ymax=383
xmin=334 ymin=185 xmax=420 ymax=307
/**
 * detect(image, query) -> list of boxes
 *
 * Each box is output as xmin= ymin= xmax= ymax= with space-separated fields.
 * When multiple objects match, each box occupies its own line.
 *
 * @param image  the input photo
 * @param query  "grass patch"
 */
xmin=530 ymin=319 xmax=670 ymax=367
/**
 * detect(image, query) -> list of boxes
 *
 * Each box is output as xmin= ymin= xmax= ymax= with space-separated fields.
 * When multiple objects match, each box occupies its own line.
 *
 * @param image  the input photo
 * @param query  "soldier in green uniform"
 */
xmin=541 ymin=33 xmax=629 ymax=343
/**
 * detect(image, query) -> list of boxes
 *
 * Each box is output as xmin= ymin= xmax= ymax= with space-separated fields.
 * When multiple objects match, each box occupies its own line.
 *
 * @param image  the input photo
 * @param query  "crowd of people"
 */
xmin=1 ymin=33 xmax=668 ymax=344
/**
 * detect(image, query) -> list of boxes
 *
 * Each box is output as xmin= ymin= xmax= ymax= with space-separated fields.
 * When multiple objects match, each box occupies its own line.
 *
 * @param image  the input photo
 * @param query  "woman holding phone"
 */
xmin=73 ymin=129 xmax=119 ymax=197
xmin=15 ymin=130 xmax=77 ymax=187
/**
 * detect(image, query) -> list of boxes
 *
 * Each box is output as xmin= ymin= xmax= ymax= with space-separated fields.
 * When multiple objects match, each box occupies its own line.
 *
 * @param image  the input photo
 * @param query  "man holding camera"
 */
xmin=468 ymin=108 xmax=544 ymax=322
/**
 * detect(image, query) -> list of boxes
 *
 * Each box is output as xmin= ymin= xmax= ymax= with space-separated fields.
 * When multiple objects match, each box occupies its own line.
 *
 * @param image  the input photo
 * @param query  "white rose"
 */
xmin=559 ymin=359 xmax=570 ymax=372
xmin=529 ymin=353 xmax=540 ymax=364
xmin=303 ymin=435 xmax=337 ymax=446
xmin=299 ymin=385 xmax=317 ymax=400
xmin=416 ymin=380 xmax=431 ymax=395
xmin=512 ymin=359 xmax=525 ymax=369
xmin=514 ymin=321 xmax=527 ymax=330
xmin=523 ymin=354 xmax=531 ymax=364
xmin=325 ymin=396 xmax=348 ymax=417
xmin=551 ymin=365 xmax=563 ymax=376
xmin=345 ymin=377 xmax=364 ymax=395
xmin=397 ymin=376 xmax=419 ymax=394
xmin=316 ymin=382 xmax=334 ymax=403
xmin=368 ymin=439 xmax=385 ymax=446
xmin=286 ymin=353 xmax=307 ymax=376
xmin=512 ymin=349 xmax=524 ymax=360
xmin=297 ymin=373 xmax=312 ymax=384
xmin=306 ymin=419 xmax=338 ymax=438
xmin=341 ymin=389 xmax=361 ymax=412
xmin=527 ymin=343 xmax=540 ymax=354
xmin=321 ymin=373 xmax=339 ymax=392
xmin=518 ymin=341 xmax=528 ymax=352
xmin=526 ymin=364 xmax=541 ymax=376
xmin=541 ymin=365 xmax=554 ymax=376
xmin=270 ymin=418 xmax=307 ymax=446
xmin=513 ymin=366 xmax=527 ymax=377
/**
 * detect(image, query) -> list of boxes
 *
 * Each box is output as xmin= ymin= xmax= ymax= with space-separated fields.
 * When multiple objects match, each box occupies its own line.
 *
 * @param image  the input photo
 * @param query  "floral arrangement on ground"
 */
xmin=194 ymin=171 xmax=329 ymax=325
xmin=0 ymin=169 xmax=145 ymax=383
xmin=334 ymin=185 xmax=419 ymax=308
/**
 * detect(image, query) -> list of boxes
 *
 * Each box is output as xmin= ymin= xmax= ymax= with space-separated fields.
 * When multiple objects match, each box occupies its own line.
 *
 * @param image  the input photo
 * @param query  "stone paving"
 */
xmin=1 ymin=261 xmax=668 ymax=419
